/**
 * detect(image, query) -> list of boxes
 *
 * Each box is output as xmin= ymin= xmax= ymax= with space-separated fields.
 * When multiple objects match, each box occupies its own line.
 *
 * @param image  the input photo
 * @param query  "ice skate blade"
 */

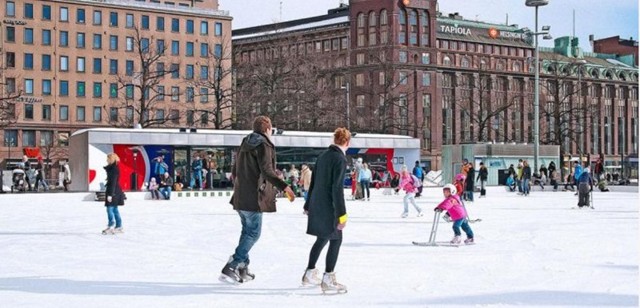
xmin=322 ymin=289 xmax=348 ymax=295
xmin=413 ymin=241 xmax=460 ymax=247
xmin=218 ymin=274 xmax=242 ymax=285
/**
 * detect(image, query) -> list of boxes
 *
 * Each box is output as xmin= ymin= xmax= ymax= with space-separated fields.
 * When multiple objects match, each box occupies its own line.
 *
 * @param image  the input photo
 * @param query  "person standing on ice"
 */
xmin=221 ymin=116 xmax=295 ymax=284
xmin=399 ymin=166 xmax=423 ymax=218
xmin=434 ymin=184 xmax=474 ymax=245
xmin=102 ymin=153 xmax=125 ymax=235
xmin=576 ymin=166 xmax=594 ymax=208
xmin=302 ymin=127 xmax=351 ymax=294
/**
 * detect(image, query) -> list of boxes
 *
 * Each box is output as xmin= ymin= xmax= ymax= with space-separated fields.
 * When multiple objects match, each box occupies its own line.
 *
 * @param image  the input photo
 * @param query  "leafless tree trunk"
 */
xmin=112 ymin=27 xmax=176 ymax=128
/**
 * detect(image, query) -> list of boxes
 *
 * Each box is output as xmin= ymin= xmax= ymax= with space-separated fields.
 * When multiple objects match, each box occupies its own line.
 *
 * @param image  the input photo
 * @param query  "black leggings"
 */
xmin=307 ymin=237 xmax=342 ymax=273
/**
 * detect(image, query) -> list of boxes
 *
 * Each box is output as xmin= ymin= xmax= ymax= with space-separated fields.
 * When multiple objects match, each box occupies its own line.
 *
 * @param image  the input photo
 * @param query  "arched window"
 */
xmin=357 ymin=13 xmax=366 ymax=28
xmin=618 ymin=71 xmax=627 ymax=81
xmin=398 ymin=10 xmax=407 ymax=45
xmin=368 ymin=11 xmax=377 ymax=46
xmin=421 ymin=10 xmax=429 ymax=46
xmin=496 ymin=60 xmax=505 ymax=71
xmin=443 ymin=55 xmax=451 ymax=66
xmin=369 ymin=11 xmax=377 ymax=26
xmin=357 ymin=13 xmax=366 ymax=46
xmin=461 ymin=57 xmax=470 ymax=68
xmin=409 ymin=10 xmax=418 ymax=45
xmin=380 ymin=9 xmax=388 ymax=25
xmin=480 ymin=59 xmax=487 ymax=70
xmin=605 ymin=70 xmax=613 ymax=80
xmin=590 ymin=68 xmax=599 ymax=79
xmin=380 ymin=9 xmax=388 ymax=44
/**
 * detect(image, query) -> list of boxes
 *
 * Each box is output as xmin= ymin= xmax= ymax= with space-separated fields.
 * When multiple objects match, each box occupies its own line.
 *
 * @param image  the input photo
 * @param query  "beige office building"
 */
xmin=0 ymin=0 xmax=232 ymax=175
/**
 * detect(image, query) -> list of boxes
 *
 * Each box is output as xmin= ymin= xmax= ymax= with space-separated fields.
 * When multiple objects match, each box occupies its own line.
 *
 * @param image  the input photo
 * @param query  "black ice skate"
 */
xmin=238 ymin=263 xmax=255 ymax=282
xmin=219 ymin=263 xmax=243 ymax=285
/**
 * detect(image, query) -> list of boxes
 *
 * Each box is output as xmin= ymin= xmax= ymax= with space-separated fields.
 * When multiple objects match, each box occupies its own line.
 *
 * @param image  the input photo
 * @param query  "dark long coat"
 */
xmin=104 ymin=162 xmax=125 ymax=206
xmin=230 ymin=132 xmax=288 ymax=212
xmin=303 ymin=145 xmax=347 ymax=239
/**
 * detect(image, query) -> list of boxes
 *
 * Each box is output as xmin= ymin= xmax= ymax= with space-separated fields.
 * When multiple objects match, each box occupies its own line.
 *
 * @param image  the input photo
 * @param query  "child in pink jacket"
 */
xmin=399 ymin=169 xmax=423 ymax=218
xmin=435 ymin=184 xmax=474 ymax=244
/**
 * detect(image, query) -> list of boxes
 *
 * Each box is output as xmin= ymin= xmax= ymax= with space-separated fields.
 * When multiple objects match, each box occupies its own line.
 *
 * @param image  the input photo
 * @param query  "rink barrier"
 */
xmin=176 ymin=190 xmax=233 ymax=198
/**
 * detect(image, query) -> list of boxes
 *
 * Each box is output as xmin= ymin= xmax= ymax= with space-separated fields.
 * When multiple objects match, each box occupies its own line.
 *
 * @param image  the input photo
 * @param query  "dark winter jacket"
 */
xmin=465 ymin=167 xmax=475 ymax=191
xmin=477 ymin=166 xmax=488 ymax=181
xmin=230 ymin=132 xmax=288 ymax=213
xmin=304 ymin=145 xmax=348 ymax=239
xmin=104 ymin=162 xmax=125 ymax=207
xmin=577 ymin=171 xmax=593 ymax=185
xmin=160 ymin=175 xmax=173 ymax=188
xmin=522 ymin=166 xmax=532 ymax=180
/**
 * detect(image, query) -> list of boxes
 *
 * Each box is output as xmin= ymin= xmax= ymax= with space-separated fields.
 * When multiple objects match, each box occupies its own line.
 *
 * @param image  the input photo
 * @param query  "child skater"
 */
xmin=443 ymin=173 xmax=466 ymax=222
xmin=434 ymin=184 xmax=474 ymax=245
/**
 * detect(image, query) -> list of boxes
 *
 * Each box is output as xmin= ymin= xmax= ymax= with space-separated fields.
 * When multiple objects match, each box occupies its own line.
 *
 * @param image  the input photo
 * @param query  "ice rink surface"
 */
xmin=0 ymin=187 xmax=638 ymax=308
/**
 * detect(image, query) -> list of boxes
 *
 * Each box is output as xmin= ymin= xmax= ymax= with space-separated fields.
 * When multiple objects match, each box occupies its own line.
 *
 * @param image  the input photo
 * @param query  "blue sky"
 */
xmin=220 ymin=0 xmax=638 ymax=51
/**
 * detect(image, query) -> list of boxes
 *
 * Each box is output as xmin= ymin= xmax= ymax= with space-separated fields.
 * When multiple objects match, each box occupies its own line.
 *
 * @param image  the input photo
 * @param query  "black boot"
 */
xmin=238 ymin=263 xmax=255 ymax=282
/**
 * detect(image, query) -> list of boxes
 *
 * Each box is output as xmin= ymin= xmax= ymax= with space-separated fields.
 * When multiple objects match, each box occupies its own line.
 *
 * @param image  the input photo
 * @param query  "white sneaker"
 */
xmin=114 ymin=227 xmax=124 ymax=234
xmin=450 ymin=235 xmax=461 ymax=244
xmin=401 ymin=212 xmax=408 ymax=218
xmin=301 ymin=268 xmax=321 ymax=286
xmin=321 ymin=272 xmax=347 ymax=294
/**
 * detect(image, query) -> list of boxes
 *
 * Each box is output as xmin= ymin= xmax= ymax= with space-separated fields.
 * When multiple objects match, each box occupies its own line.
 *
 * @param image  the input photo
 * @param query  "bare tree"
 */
xmin=189 ymin=37 xmax=234 ymax=129
xmin=539 ymin=58 xmax=590 ymax=155
xmin=112 ymin=27 xmax=176 ymax=128
xmin=234 ymin=33 xmax=342 ymax=130
xmin=0 ymin=78 xmax=21 ymax=128
xmin=353 ymin=46 xmax=423 ymax=135
xmin=39 ymin=132 xmax=69 ymax=180
xmin=454 ymin=69 xmax=521 ymax=142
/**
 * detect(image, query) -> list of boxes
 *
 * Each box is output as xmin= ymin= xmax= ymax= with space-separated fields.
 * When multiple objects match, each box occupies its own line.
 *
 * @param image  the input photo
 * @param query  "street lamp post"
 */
xmin=341 ymin=82 xmax=351 ymax=130
xmin=526 ymin=0 xmax=551 ymax=173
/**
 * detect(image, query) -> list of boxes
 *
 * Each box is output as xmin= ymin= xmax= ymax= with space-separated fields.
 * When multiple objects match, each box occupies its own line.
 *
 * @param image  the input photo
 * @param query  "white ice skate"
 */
xmin=114 ymin=227 xmax=124 ymax=234
xmin=450 ymin=235 xmax=461 ymax=245
xmin=101 ymin=227 xmax=114 ymax=235
xmin=301 ymin=268 xmax=321 ymax=286
xmin=321 ymin=272 xmax=347 ymax=294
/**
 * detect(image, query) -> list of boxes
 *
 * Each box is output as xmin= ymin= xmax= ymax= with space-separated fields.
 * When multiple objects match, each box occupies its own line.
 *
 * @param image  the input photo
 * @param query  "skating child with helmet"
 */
xmin=434 ymin=184 xmax=475 ymax=245
xmin=441 ymin=174 xmax=466 ymax=222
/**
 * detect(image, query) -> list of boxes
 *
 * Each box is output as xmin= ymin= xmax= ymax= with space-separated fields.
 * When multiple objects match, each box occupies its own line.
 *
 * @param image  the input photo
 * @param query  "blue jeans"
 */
xmin=452 ymin=218 xmax=473 ymax=238
xmin=190 ymin=171 xmax=202 ymax=189
xmin=523 ymin=179 xmax=530 ymax=195
xmin=231 ymin=210 xmax=262 ymax=267
xmin=360 ymin=179 xmax=370 ymax=199
xmin=160 ymin=187 xmax=172 ymax=199
xmin=106 ymin=206 xmax=122 ymax=228
xmin=303 ymin=190 xmax=308 ymax=202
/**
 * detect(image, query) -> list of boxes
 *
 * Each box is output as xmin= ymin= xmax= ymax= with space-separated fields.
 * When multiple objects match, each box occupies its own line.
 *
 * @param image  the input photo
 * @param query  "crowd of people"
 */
xmin=10 ymin=155 xmax=71 ymax=192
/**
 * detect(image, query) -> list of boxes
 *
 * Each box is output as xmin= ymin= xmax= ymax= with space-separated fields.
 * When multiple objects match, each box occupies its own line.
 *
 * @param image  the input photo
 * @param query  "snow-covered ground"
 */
xmin=0 ymin=187 xmax=638 ymax=308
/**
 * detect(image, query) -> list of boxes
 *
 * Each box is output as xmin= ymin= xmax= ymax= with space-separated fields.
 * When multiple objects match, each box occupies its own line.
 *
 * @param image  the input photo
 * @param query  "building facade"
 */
xmin=593 ymin=35 xmax=638 ymax=66
xmin=1 ymin=0 xmax=232 ymax=175
xmin=233 ymin=0 xmax=638 ymax=176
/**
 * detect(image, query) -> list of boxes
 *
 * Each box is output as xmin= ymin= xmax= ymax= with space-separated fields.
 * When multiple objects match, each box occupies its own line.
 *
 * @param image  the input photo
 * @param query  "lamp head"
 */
xmin=525 ymin=0 xmax=549 ymax=7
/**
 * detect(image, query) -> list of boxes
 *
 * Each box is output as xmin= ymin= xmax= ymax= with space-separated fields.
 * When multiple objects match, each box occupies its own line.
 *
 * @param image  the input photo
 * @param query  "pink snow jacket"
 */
xmin=435 ymin=195 xmax=467 ymax=221
xmin=399 ymin=175 xmax=418 ymax=194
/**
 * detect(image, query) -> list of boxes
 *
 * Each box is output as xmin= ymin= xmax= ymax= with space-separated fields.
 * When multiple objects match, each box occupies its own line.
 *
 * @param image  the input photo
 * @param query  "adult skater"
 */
xmin=477 ymin=162 xmax=488 ymax=197
xmin=102 ymin=153 xmax=125 ymax=234
xmin=464 ymin=161 xmax=475 ymax=202
xmin=434 ymin=184 xmax=474 ymax=245
xmin=302 ymin=127 xmax=351 ymax=294
xmin=521 ymin=160 xmax=532 ymax=196
xmin=412 ymin=161 xmax=424 ymax=197
xmin=221 ymin=116 xmax=295 ymax=284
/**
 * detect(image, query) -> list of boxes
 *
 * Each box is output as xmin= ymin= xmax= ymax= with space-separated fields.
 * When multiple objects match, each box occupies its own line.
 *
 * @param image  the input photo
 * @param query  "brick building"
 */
xmin=233 ymin=0 xmax=638 ymax=175
xmin=1 ymin=0 xmax=232 ymax=176
xmin=593 ymin=35 xmax=638 ymax=66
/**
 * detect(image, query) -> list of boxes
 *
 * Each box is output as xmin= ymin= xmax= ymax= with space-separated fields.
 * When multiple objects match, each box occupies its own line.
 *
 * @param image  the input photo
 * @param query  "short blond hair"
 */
xmin=107 ymin=153 xmax=121 ymax=164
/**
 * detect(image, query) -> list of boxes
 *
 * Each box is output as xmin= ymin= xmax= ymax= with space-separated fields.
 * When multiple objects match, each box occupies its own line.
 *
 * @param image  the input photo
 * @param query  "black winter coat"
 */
xmin=304 ymin=145 xmax=347 ymax=239
xmin=465 ymin=167 xmax=475 ymax=191
xmin=477 ymin=167 xmax=488 ymax=181
xmin=104 ymin=162 xmax=125 ymax=206
xmin=230 ymin=132 xmax=288 ymax=213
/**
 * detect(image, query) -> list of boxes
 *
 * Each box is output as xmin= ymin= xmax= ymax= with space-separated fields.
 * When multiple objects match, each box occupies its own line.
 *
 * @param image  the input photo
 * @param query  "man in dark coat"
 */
xmin=221 ymin=116 xmax=295 ymax=284
xmin=464 ymin=161 xmax=475 ymax=202
xmin=301 ymin=128 xmax=350 ymax=293
xmin=476 ymin=162 xmax=488 ymax=197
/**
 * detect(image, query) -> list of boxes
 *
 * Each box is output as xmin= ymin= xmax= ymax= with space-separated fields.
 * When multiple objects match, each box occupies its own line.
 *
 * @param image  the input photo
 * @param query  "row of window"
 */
xmin=10 ymin=104 xmax=211 ymax=127
xmin=438 ymin=39 xmax=534 ymax=58
xmin=352 ymin=71 xmax=432 ymax=87
xmin=12 ymin=78 xmax=212 ymax=103
xmin=4 ymin=28 xmax=223 ymax=58
xmin=3 ymin=130 xmax=69 ymax=147
xmin=238 ymin=37 xmax=348 ymax=62
xmin=5 ymin=1 xmax=223 ymax=35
